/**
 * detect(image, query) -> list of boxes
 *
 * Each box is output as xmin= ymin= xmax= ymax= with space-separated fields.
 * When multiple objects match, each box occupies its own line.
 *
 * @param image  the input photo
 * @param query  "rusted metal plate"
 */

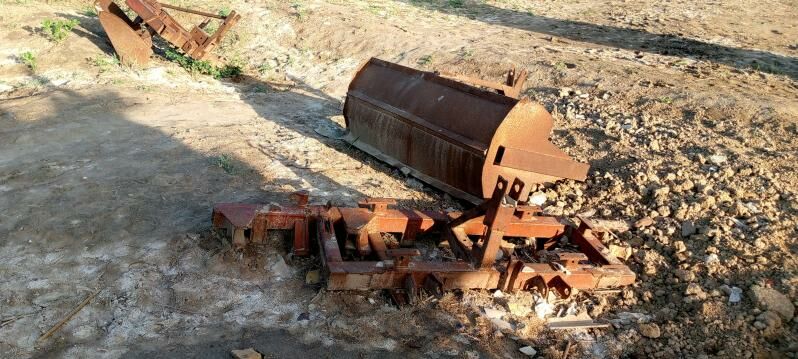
xmin=98 ymin=10 xmax=153 ymax=66
xmin=343 ymin=58 xmax=590 ymax=202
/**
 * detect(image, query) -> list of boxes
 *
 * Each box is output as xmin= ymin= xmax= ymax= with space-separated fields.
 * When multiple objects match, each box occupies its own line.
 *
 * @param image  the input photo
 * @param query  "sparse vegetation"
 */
xmin=19 ymin=51 xmax=37 ymax=71
xmin=218 ymin=6 xmax=232 ymax=17
xmin=41 ymin=18 xmax=80 ymax=43
xmin=164 ymin=49 xmax=242 ymax=79
xmin=291 ymin=2 xmax=308 ymax=21
xmin=447 ymin=0 xmax=465 ymax=8
xmin=82 ymin=5 xmax=97 ymax=17
xmin=91 ymin=55 xmax=120 ymax=73
xmin=658 ymin=96 xmax=674 ymax=104
xmin=417 ymin=54 xmax=433 ymax=65
xmin=214 ymin=154 xmax=235 ymax=174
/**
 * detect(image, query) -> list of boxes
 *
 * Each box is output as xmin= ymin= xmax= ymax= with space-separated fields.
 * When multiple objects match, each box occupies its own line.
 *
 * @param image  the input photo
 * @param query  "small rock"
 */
xmin=489 ymin=317 xmax=513 ymax=332
xmin=639 ymin=323 xmax=661 ymax=338
xmin=297 ymin=312 xmax=310 ymax=321
xmin=673 ymin=240 xmax=687 ymax=253
xmin=493 ymin=290 xmax=505 ymax=298
xmin=483 ymin=307 xmax=506 ymax=319
xmin=685 ymin=283 xmax=706 ymax=299
xmin=634 ymin=217 xmax=654 ymax=228
xmin=681 ymin=221 xmax=696 ymax=237
xmin=399 ymin=166 xmax=412 ymax=176
xmin=519 ymin=346 xmax=538 ymax=356
xmin=231 ymin=348 xmax=262 ymax=359
xmin=729 ymin=287 xmax=743 ymax=303
xmin=0 ymin=83 xmax=13 ymax=93
xmin=704 ymin=253 xmax=720 ymax=264
xmin=709 ymin=155 xmax=728 ymax=165
xmin=750 ymin=285 xmax=795 ymax=321
xmin=609 ymin=244 xmax=632 ymax=260
xmin=529 ymin=192 xmax=547 ymax=206
xmin=675 ymin=269 xmax=695 ymax=282
xmin=305 ymin=270 xmax=320 ymax=285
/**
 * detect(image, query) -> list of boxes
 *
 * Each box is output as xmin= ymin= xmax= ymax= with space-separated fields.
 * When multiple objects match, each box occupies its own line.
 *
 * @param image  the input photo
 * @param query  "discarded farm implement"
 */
xmin=212 ymin=177 xmax=636 ymax=303
xmin=212 ymin=59 xmax=632 ymax=301
xmin=343 ymin=58 xmax=590 ymax=203
xmin=96 ymin=0 xmax=240 ymax=65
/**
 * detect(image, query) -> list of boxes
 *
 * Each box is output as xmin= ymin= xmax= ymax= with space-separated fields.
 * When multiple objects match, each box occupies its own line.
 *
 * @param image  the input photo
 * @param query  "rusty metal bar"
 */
xmin=159 ymin=3 xmax=227 ymax=19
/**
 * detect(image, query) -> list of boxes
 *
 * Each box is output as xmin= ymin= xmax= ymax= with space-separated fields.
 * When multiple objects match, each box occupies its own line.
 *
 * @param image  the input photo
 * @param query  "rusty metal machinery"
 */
xmin=96 ymin=0 xmax=240 ymax=65
xmin=438 ymin=67 xmax=528 ymax=99
xmin=212 ymin=177 xmax=635 ymax=302
xmin=342 ymin=58 xmax=590 ymax=203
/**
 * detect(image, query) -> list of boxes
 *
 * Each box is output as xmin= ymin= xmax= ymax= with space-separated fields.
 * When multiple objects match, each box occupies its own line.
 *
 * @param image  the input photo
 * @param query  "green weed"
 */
xmin=91 ymin=55 xmax=120 ymax=73
xmin=214 ymin=154 xmax=235 ymax=174
xmin=658 ymin=96 xmax=673 ymax=104
xmin=164 ymin=49 xmax=242 ymax=79
xmin=447 ymin=0 xmax=465 ymax=8
xmin=41 ymin=18 xmax=79 ymax=43
xmin=82 ymin=5 xmax=97 ymax=17
xmin=417 ymin=54 xmax=433 ymax=66
xmin=19 ymin=51 xmax=37 ymax=71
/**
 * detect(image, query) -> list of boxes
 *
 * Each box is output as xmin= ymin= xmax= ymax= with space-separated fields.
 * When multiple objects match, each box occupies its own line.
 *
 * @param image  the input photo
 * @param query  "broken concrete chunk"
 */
xmin=634 ymin=216 xmax=654 ymax=228
xmin=489 ymin=317 xmax=513 ymax=332
xmin=519 ymin=346 xmax=537 ymax=356
xmin=609 ymin=244 xmax=632 ymax=261
xmin=638 ymin=323 xmax=661 ymax=338
xmin=483 ymin=307 xmax=506 ymax=319
xmin=751 ymin=285 xmax=795 ymax=321
xmin=231 ymin=348 xmax=262 ymax=359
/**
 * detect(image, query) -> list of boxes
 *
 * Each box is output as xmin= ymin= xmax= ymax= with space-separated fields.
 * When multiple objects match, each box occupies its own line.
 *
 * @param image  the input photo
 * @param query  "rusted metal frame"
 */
xmin=212 ymin=193 xmax=319 ymax=255
xmin=106 ymin=0 xmax=239 ymax=62
xmin=571 ymin=217 xmax=622 ymax=266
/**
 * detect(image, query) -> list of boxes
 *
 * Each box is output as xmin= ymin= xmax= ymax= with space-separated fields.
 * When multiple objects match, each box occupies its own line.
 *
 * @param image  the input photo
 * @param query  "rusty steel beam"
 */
xmin=343 ymin=58 xmax=589 ymax=203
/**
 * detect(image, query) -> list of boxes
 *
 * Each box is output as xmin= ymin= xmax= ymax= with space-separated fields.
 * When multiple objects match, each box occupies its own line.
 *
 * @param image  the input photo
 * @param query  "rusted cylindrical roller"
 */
xmin=343 ymin=58 xmax=589 ymax=203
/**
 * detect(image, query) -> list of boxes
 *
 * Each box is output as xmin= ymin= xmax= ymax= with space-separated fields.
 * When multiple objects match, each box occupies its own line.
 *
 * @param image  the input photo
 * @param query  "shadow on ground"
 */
xmin=400 ymin=1 xmax=798 ymax=79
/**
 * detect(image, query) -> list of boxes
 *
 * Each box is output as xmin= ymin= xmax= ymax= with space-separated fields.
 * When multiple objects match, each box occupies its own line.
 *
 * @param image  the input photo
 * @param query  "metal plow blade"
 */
xmin=97 ymin=1 xmax=153 ymax=66
xmin=343 ymin=58 xmax=590 ymax=203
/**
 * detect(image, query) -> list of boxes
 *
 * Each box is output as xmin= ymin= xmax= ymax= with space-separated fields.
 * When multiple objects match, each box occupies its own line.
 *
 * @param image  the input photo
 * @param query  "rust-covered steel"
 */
xmin=342 ymin=58 xmax=590 ymax=203
xmin=212 ymin=177 xmax=635 ymax=300
xmin=438 ymin=67 xmax=528 ymax=99
xmin=96 ymin=0 xmax=240 ymax=65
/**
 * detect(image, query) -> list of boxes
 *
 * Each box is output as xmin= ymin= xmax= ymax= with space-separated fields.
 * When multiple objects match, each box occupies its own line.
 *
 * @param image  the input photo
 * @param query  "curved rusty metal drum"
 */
xmin=343 ymin=58 xmax=589 ymax=202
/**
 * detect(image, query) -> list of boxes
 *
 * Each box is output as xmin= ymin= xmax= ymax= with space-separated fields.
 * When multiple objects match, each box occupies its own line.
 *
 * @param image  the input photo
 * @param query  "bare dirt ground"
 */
xmin=1 ymin=0 xmax=797 ymax=358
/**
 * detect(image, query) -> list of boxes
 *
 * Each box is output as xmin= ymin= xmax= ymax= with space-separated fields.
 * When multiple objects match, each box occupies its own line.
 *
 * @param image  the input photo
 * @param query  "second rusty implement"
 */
xmin=96 ymin=0 xmax=240 ymax=65
xmin=343 ymin=58 xmax=590 ymax=203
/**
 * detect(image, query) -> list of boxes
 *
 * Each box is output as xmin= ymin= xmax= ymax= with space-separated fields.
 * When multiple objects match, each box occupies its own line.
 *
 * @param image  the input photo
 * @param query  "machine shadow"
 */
xmin=400 ymin=1 xmax=798 ymax=80
xmin=230 ymin=74 xmax=454 ymax=209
